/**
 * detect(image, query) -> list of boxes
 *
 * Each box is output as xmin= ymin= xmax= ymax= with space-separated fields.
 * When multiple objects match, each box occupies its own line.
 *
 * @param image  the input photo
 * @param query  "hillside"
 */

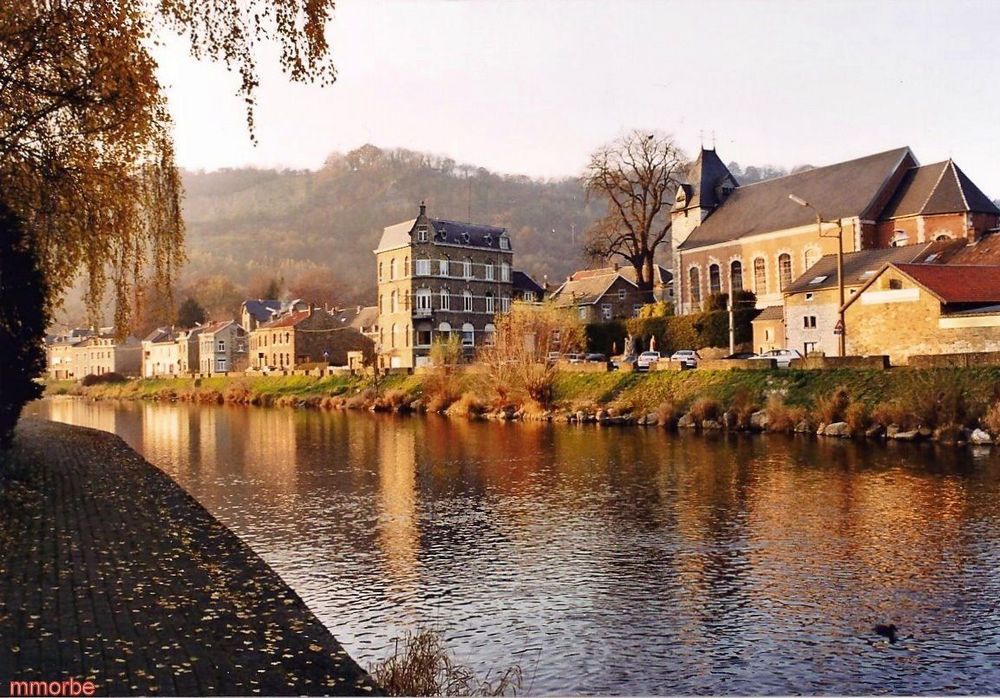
xmin=180 ymin=144 xmax=603 ymax=306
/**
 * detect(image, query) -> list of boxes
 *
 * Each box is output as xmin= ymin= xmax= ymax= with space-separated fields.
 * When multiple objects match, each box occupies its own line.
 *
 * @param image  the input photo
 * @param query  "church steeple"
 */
xmin=671 ymin=147 xmax=738 ymax=250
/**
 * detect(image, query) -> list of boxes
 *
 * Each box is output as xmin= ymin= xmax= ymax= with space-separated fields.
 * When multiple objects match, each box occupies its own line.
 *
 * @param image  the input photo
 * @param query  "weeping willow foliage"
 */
xmin=0 ymin=0 xmax=336 ymax=331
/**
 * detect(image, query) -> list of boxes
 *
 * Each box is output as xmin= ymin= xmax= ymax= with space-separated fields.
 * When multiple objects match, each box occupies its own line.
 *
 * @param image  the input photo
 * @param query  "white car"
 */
xmin=670 ymin=350 xmax=700 ymax=368
xmin=750 ymin=348 xmax=802 ymax=369
xmin=636 ymin=351 xmax=661 ymax=370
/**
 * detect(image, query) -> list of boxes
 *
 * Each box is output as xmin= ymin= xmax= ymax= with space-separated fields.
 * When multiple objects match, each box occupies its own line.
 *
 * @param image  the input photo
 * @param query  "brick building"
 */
xmin=375 ymin=203 xmax=519 ymax=369
xmin=672 ymin=146 xmax=1000 ymax=315
xmin=249 ymin=306 xmax=373 ymax=370
xmin=844 ymin=263 xmax=1000 ymax=364
xmin=198 ymin=321 xmax=248 ymax=375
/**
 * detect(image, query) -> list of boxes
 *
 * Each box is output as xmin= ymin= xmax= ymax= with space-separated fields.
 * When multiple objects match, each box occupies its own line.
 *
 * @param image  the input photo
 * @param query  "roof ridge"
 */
xmin=949 ymin=160 xmax=970 ymax=211
xmin=730 ymin=146 xmax=911 ymax=191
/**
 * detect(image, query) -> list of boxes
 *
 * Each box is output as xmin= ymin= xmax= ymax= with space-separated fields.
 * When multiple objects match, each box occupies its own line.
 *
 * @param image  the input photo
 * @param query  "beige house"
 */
xmin=549 ymin=268 xmax=644 ymax=321
xmin=249 ymin=306 xmax=373 ymax=370
xmin=845 ymin=263 xmax=1000 ymax=364
xmin=142 ymin=328 xmax=181 ymax=378
xmin=240 ymin=299 xmax=309 ymax=332
xmin=177 ymin=327 xmax=203 ymax=374
xmin=375 ymin=203 xmax=516 ymax=369
xmin=781 ymin=241 xmax=957 ymax=356
xmin=73 ymin=335 xmax=142 ymax=378
xmin=198 ymin=321 xmax=248 ymax=375
xmin=750 ymin=306 xmax=784 ymax=354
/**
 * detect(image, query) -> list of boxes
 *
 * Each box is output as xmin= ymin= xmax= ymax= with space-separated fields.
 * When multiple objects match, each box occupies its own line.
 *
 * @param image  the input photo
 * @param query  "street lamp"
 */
xmin=788 ymin=194 xmax=846 ymax=357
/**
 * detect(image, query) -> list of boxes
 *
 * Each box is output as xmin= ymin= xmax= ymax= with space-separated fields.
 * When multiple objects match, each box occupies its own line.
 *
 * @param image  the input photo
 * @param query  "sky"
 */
xmin=156 ymin=0 xmax=1000 ymax=195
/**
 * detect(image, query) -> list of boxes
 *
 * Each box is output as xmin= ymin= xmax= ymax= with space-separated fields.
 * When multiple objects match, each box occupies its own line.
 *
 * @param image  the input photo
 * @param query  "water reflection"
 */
xmin=28 ymin=398 xmax=1000 ymax=694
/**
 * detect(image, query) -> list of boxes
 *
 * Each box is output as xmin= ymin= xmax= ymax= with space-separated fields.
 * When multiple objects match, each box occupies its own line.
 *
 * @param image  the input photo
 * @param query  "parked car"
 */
xmin=545 ymin=351 xmax=562 ymax=365
xmin=669 ymin=349 xmax=700 ymax=368
xmin=584 ymin=353 xmax=608 ymax=363
xmin=723 ymin=351 xmax=758 ymax=360
xmin=636 ymin=351 xmax=661 ymax=371
xmin=610 ymin=355 xmax=636 ymax=371
xmin=749 ymin=348 xmax=803 ymax=368
xmin=564 ymin=352 xmax=585 ymax=364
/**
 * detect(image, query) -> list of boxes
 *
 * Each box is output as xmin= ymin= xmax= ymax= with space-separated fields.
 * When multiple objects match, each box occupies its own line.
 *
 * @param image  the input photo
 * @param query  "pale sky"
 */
xmin=157 ymin=0 xmax=1000 ymax=195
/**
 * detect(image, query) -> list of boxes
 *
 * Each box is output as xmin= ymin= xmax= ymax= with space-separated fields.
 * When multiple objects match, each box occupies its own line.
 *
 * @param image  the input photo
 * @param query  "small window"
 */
xmin=462 ymin=232 xmax=470 ymax=243
xmin=217 ymin=340 xmax=226 ymax=352
xmin=463 ymin=291 xmax=473 ymax=312
xmin=618 ymin=288 xmax=626 ymax=301
xmin=500 ymin=237 xmax=510 ymax=250
xmin=416 ymin=227 xmax=428 ymax=243
xmin=805 ymin=292 xmax=814 ymax=301
xmin=485 ymin=263 xmax=495 ymax=281
xmin=485 ymin=293 xmax=495 ymax=313
xmin=415 ymin=258 xmax=430 ymax=276
xmin=602 ymin=303 xmax=613 ymax=320
xmin=803 ymin=316 xmax=817 ymax=329
xmin=889 ymin=278 xmax=903 ymax=290
xmin=808 ymin=275 xmax=828 ymax=285
xmin=439 ymin=259 xmax=449 ymax=276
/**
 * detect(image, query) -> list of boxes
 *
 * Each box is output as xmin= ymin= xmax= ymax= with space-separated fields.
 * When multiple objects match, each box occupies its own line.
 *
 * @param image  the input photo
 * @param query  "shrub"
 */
xmin=815 ymin=386 xmax=850 ymax=424
xmin=907 ymin=371 xmax=972 ymax=428
xmin=728 ymin=388 xmax=759 ymax=429
xmin=983 ymin=400 xmax=1000 ymax=436
xmin=688 ymin=397 xmax=721 ymax=423
xmin=871 ymin=400 xmax=915 ymax=429
xmin=655 ymin=400 xmax=683 ymax=428
xmin=371 ymin=630 xmax=522 ymax=697
xmin=447 ymin=392 xmax=487 ymax=418
xmin=765 ymin=394 xmax=808 ymax=433
xmin=844 ymin=401 xmax=870 ymax=434
xmin=80 ymin=372 xmax=127 ymax=387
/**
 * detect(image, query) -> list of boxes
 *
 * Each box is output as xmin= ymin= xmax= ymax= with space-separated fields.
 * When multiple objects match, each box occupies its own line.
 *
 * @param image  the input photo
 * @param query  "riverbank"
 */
xmin=0 ymin=419 xmax=380 ymax=695
xmin=46 ymin=365 xmax=1000 ymax=446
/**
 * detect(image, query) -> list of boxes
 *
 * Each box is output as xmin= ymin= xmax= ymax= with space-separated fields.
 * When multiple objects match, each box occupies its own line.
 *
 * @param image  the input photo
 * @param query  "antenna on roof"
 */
xmin=699 ymin=129 xmax=704 ymax=149
xmin=711 ymin=130 xmax=716 ymax=150
xmin=467 ymin=170 xmax=472 ymax=223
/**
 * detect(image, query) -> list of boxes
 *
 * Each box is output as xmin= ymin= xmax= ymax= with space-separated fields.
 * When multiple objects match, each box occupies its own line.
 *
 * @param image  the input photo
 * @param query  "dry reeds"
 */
xmin=688 ymin=397 xmax=721 ymax=423
xmin=371 ymin=630 xmax=522 ymax=697
xmin=765 ymin=393 xmax=808 ymax=433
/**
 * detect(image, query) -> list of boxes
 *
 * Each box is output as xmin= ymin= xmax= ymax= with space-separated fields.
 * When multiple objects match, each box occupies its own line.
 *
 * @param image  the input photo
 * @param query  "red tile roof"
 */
xmin=259 ymin=309 xmax=314 ymax=329
xmin=894 ymin=263 xmax=1000 ymax=303
xmin=944 ymin=234 xmax=1000 ymax=266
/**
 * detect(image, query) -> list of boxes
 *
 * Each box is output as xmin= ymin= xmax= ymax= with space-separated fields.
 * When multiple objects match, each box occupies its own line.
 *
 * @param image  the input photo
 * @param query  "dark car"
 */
xmin=585 ymin=353 xmax=608 ymax=363
xmin=724 ymin=351 xmax=758 ymax=360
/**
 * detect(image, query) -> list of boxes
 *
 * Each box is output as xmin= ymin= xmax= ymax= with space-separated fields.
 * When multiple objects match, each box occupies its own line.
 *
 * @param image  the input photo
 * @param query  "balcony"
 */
xmin=412 ymin=307 xmax=433 ymax=319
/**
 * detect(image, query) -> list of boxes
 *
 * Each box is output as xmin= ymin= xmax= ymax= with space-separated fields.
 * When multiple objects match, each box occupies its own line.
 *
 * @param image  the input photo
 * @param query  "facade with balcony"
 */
xmin=374 ymin=203 xmax=516 ymax=369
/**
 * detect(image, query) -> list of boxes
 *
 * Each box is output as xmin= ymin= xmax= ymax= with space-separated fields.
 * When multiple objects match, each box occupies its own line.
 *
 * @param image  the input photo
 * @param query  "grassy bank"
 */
xmin=46 ymin=365 xmax=1000 ymax=443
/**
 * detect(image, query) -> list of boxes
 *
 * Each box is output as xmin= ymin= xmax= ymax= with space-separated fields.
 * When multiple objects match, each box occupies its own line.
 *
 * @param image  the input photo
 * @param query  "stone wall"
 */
xmin=788 ymin=355 xmax=889 ymax=370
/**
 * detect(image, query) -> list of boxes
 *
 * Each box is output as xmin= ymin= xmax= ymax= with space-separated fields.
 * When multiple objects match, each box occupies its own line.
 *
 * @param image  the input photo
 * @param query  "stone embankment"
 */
xmin=0 ymin=419 xmax=380 ymax=696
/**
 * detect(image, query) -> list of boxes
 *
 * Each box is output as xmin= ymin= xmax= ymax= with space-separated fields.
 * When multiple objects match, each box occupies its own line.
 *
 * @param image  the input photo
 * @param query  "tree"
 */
xmin=0 ymin=1 xmax=336 ymax=445
xmin=0 ymin=204 xmax=48 ymax=446
xmin=582 ymin=130 xmax=686 ymax=300
xmin=286 ymin=267 xmax=339 ymax=308
xmin=176 ymin=297 xmax=207 ymax=328
xmin=188 ymin=275 xmax=243 ymax=322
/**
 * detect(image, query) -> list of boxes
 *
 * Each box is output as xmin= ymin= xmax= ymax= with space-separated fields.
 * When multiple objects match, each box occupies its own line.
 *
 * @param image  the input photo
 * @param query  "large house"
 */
xmin=672 ymin=146 xmax=1000 ymax=314
xmin=549 ymin=263 xmax=673 ymax=321
xmin=249 ymin=306 xmax=373 ymax=370
xmin=142 ymin=327 xmax=180 ymax=378
xmin=198 ymin=321 xmax=248 ymax=375
xmin=375 ymin=203 xmax=519 ymax=368
xmin=71 ymin=334 xmax=141 ymax=378
xmin=844 ymin=263 xmax=1000 ymax=364
xmin=240 ymin=298 xmax=309 ymax=332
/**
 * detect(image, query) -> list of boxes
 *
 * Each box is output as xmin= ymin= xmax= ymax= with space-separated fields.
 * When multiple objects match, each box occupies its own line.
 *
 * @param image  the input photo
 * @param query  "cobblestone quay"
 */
xmin=0 ymin=420 xmax=380 ymax=696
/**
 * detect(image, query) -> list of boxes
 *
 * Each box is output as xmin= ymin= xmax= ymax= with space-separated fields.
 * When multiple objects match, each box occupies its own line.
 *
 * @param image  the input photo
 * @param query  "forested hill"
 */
xmin=180 ymin=144 xmax=603 ymax=305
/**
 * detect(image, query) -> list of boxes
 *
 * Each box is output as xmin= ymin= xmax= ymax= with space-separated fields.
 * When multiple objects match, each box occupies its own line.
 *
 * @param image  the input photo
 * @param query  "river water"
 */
xmin=29 ymin=398 xmax=1000 ymax=694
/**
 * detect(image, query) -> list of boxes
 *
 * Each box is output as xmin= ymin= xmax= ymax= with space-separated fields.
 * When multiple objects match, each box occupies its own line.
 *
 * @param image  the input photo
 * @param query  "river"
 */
xmin=27 ymin=397 xmax=1000 ymax=694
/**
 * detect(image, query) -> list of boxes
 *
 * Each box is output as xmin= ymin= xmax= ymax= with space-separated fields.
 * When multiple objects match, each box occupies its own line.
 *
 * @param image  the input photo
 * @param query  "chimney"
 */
xmin=613 ymin=262 xmax=619 ymax=272
xmin=356 ymin=305 xmax=362 ymax=314
xmin=309 ymin=303 xmax=315 ymax=317
xmin=419 ymin=200 xmax=426 ymax=217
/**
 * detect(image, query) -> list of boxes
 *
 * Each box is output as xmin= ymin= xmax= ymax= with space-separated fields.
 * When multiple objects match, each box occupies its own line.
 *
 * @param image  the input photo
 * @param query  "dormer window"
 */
xmin=416 ymin=226 xmax=428 ymax=243
xmin=500 ymin=237 xmax=510 ymax=250
xmin=461 ymin=232 xmax=470 ymax=244
xmin=484 ymin=234 xmax=493 ymax=246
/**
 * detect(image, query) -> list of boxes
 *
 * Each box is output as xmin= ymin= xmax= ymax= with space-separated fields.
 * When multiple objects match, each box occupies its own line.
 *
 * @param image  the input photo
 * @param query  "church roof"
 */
xmin=881 ymin=160 xmax=1000 ymax=218
xmin=678 ymin=146 xmax=916 ymax=250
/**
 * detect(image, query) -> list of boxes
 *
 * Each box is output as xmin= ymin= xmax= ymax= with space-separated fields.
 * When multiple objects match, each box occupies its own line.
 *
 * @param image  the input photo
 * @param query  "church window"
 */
xmin=689 ymin=267 xmax=701 ymax=305
xmin=708 ymin=264 xmax=721 ymax=295
xmin=754 ymin=258 xmax=767 ymax=295
xmin=778 ymin=253 xmax=792 ymax=290
xmin=730 ymin=260 xmax=743 ymax=292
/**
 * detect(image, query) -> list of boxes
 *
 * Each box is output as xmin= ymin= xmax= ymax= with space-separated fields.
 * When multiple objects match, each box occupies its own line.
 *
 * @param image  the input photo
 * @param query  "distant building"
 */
xmin=548 ymin=263 xmax=672 ymax=321
xmin=249 ymin=306 xmax=373 ymax=370
xmin=845 ymin=263 xmax=1000 ymax=364
xmin=198 ymin=321 xmax=248 ymax=375
xmin=45 ymin=328 xmax=95 ymax=380
xmin=672 ymin=146 xmax=1000 ymax=314
xmin=177 ymin=327 xmax=203 ymax=374
xmin=239 ymin=298 xmax=309 ymax=332
xmin=375 ymin=203 xmax=519 ymax=369
xmin=512 ymin=271 xmax=545 ymax=303
xmin=750 ymin=306 xmax=784 ymax=355
xmin=73 ymin=334 xmax=141 ymax=378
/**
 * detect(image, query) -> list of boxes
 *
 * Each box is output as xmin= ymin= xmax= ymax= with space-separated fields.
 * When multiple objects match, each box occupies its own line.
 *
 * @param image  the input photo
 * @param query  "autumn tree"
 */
xmin=582 ymin=130 xmax=686 ymax=300
xmin=0 ymin=0 xmax=336 ymax=444
xmin=176 ymin=297 xmax=207 ymax=328
xmin=286 ymin=266 xmax=340 ymax=308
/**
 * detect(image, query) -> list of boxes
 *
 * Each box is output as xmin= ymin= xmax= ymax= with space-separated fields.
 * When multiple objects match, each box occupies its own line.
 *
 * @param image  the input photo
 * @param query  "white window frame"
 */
xmin=415 ymin=289 xmax=432 ymax=310
xmin=484 ymin=293 xmax=495 ymax=313
xmin=216 ymin=358 xmax=227 ymax=372
xmin=463 ymin=259 xmax=473 ymax=279
xmin=601 ymin=303 xmax=613 ymax=320
xmin=439 ymin=259 xmax=449 ymax=277
xmin=485 ymin=263 xmax=495 ymax=281
xmin=440 ymin=289 xmax=450 ymax=311
xmin=500 ymin=262 xmax=510 ymax=282
xmin=217 ymin=339 xmax=226 ymax=352
xmin=463 ymin=291 xmax=473 ymax=312
xmin=500 ymin=296 xmax=511 ymax=312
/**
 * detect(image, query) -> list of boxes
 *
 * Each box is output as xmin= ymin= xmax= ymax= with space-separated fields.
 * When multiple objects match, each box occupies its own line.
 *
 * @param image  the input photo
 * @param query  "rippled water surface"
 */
xmin=30 ymin=398 xmax=1000 ymax=694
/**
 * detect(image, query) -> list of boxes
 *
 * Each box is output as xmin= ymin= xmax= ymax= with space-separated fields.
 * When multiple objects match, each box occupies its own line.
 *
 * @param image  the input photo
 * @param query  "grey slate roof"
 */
xmin=782 ymin=239 xmax=960 ymax=294
xmin=375 ymin=206 xmax=511 ymax=253
xmin=881 ymin=161 xmax=1000 ymax=218
xmin=752 ymin=305 xmax=784 ymax=322
xmin=678 ymin=147 xmax=916 ymax=250
xmin=330 ymin=305 xmax=378 ymax=330
xmin=549 ymin=271 xmax=637 ymax=307
xmin=512 ymin=270 xmax=544 ymax=295
xmin=242 ymin=299 xmax=284 ymax=323
xmin=143 ymin=327 xmax=175 ymax=343
xmin=673 ymin=148 xmax=738 ymax=213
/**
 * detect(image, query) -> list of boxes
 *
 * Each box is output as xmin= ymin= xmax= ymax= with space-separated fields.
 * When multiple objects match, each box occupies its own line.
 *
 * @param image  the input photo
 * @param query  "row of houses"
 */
xmin=47 ymin=302 xmax=377 ymax=381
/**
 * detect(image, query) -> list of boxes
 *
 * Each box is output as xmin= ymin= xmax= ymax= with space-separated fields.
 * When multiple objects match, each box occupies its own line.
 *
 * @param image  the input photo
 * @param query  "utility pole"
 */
xmin=728 ymin=295 xmax=735 ymax=355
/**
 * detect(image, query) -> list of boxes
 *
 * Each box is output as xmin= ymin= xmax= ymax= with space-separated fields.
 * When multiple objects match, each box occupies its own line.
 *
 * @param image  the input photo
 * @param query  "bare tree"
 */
xmin=582 ymin=130 xmax=686 ymax=299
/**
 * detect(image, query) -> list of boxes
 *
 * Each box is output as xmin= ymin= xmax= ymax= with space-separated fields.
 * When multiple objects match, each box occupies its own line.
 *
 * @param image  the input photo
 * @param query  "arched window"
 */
xmin=437 ymin=321 xmax=452 ymax=339
xmin=390 ymin=323 xmax=397 ymax=348
xmin=378 ymin=294 xmax=383 ymax=313
xmin=389 ymin=258 xmax=396 ymax=280
xmin=708 ymin=264 xmax=721 ymax=295
xmin=390 ymin=290 xmax=398 ymax=313
xmin=484 ymin=323 xmax=496 ymax=346
xmin=891 ymin=230 xmax=909 ymax=247
xmin=463 ymin=258 xmax=473 ymax=279
xmin=440 ymin=289 xmax=450 ymax=310
xmin=404 ymin=256 xmax=410 ymax=277
xmin=439 ymin=258 xmax=449 ymax=276
xmin=804 ymin=247 xmax=818 ymax=271
xmin=378 ymin=261 xmax=383 ymax=282
xmin=689 ymin=267 xmax=701 ymax=305
xmin=500 ymin=261 xmax=511 ymax=282
xmin=461 ymin=323 xmax=475 ymax=347
xmin=485 ymin=292 xmax=495 ymax=313
xmin=404 ymin=324 xmax=410 ymax=347
xmin=485 ymin=263 xmax=495 ymax=281
xmin=934 ymin=233 xmax=952 ymax=241
xmin=754 ymin=258 xmax=767 ymax=295
xmin=730 ymin=260 xmax=743 ymax=292
xmin=463 ymin=290 xmax=473 ymax=312
xmin=778 ymin=253 xmax=792 ymax=290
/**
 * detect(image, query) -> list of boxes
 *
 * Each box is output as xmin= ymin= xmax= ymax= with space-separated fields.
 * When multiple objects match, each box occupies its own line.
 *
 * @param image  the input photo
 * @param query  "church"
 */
xmin=670 ymin=146 xmax=1000 ymax=314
